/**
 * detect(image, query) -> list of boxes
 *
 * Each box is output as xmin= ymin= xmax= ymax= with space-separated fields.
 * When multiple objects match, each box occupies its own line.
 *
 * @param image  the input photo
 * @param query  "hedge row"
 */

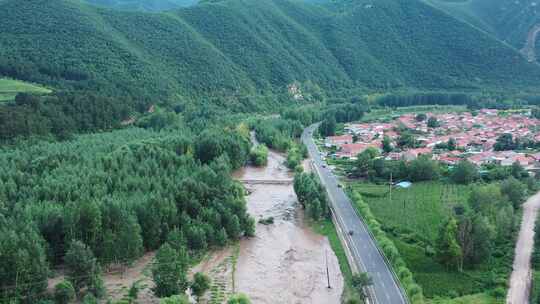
xmin=349 ymin=190 xmax=425 ymax=304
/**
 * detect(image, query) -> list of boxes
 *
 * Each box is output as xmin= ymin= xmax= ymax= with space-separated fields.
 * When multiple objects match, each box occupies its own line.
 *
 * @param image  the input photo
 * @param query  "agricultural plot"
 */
xmin=0 ymin=78 xmax=51 ymax=102
xmin=351 ymin=182 xmax=470 ymax=241
xmin=350 ymin=181 xmax=510 ymax=302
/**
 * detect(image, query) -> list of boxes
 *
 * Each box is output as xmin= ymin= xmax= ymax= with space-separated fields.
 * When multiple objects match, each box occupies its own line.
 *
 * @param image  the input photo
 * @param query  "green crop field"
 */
xmin=349 ymin=181 xmax=512 ymax=301
xmin=0 ymin=78 xmax=51 ymax=102
xmin=350 ymin=182 xmax=470 ymax=241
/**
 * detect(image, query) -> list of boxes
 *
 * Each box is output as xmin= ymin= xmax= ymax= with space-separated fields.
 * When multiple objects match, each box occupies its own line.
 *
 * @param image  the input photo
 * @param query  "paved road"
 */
xmin=302 ymin=124 xmax=407 ymax=304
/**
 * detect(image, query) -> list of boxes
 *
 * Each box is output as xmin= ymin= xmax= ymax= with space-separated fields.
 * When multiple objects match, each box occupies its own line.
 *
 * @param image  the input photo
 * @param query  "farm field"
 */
xmin=350 ymin=182 xmax=470 ymax=241
xmin=0 ymin=78 xmax=51 ymax=101
xmin=349 ymin=181 xmax=513 ymax=302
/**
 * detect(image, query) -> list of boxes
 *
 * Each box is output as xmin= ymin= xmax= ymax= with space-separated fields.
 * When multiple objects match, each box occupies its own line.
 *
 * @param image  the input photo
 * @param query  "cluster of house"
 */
xmin=325 ymin=109 xmax=540 ymax=172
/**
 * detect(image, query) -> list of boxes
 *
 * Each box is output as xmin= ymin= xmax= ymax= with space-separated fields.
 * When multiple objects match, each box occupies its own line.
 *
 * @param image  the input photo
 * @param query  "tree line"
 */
xmin=0 ymin=124 xmax=255 ymax=303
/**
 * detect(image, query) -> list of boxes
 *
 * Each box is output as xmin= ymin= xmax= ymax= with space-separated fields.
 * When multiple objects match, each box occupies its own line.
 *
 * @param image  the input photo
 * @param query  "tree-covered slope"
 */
xmin=84 ymin=0 xmax=197 ymax=11
xmin=427 ymin=0 xmax=540 ymax=59
xmin=1 ymin=0 xmax=540 ymax=100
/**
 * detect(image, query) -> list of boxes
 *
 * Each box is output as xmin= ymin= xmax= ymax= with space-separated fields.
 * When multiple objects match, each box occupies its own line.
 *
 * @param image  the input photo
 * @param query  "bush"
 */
xmin=407 ymin=284 xmax=422 ymax=296
xmin=54 ymin=280 xmax=75 ymax=304
xmin=249 ymin=144 xmax=268 ymax=167
xmin=490 ymin=287 xmax=506 ymax=299
xmin=258 ymin=217 xmax=274 ymax=225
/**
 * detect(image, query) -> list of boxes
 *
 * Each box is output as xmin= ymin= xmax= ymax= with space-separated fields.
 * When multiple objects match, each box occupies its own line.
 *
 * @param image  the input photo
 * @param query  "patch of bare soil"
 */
xmin=506 ymin=191 xmax=540 ymax=304
xmin=103 ymin=252 xmax=157 ymax=303
xmin=46 ymin=252 xmax=157 ymax=303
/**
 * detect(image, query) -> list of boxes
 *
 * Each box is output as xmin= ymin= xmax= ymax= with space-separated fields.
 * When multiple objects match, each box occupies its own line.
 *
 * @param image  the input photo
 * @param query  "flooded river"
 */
xmin=232 ymin=148 xmax=344 ymax=304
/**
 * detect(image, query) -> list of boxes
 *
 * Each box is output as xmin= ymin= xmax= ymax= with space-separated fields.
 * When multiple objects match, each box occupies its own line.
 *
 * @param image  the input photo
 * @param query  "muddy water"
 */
xmin=233 ymin=150 xmax=344 ymax=304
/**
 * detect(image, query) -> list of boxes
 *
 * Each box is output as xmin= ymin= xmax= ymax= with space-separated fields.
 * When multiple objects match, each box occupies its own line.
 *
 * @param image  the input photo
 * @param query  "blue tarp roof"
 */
xmin=395 ymin=181 xmax=412 ymax=188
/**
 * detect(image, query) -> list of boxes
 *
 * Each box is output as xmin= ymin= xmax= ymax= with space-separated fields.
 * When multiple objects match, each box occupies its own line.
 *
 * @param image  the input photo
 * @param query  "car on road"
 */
xmin=338 ymin=184 xmax=343 ymax=188
xmin=348 ymin=230 xmax=354 ymax=236
xmin=322 ymin=164 xmax=326 ymax=168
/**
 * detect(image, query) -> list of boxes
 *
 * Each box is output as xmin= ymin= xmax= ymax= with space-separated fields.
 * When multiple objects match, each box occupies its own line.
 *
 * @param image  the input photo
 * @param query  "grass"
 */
xmin=350 ymin=181 xmax=470 ymax=241
xmin=312 ymin=218 xmax=363 ymax=303
xmin=0 ymin=78 xmax=51 ymax=101
xmin=427 ymin=292 xmax=502 ymax=304
xmin=392 ymin=237 xmax=482 ymax=298
xmin=348 ymin=180 xmax=513 ymax=301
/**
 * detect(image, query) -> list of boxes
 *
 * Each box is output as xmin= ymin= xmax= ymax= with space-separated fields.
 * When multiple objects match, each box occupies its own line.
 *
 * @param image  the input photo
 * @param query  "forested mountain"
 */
xmin=84 ymin=0 xmax=197 ymax=11
xmin=427 ymin=0 xmax=540 ymax=60
xmin=1 ymin=0 xmax=540 ymax=102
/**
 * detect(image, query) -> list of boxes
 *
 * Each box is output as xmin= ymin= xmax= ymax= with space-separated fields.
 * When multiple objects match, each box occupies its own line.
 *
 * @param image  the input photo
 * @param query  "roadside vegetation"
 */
xmin=531 ymin=214 xmax=540 ymax=303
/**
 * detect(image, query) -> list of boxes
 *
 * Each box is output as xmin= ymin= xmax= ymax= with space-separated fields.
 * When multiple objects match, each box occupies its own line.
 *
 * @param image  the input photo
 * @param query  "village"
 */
xmin=324 ymin=109 xmax=540 ymax=173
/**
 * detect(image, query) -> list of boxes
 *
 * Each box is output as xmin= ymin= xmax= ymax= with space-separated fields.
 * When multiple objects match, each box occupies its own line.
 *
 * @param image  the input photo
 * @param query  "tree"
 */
xmin=447 ymin=138 xmax=457 ymax=151
xmin=244 ymin=216 xmax=256 ymax=237
xmin=114 ymin=213 xmax=144 ymax=265
xmin=0 ymin=221 xmax=49 ymax=302
xmin=451 ymin=161 xmax=478 ymax=184
xmin=469 ymin=184 xmax=505 ymax=216
xmin=435 ymin=217 xmax=463 ymax=271
xmin=511 ymin=161 xmax=527 ymax=179
xmin=427 ymin=116 xmax=440 ymax=128
xmin=409 ymin=156 xmax=439 ymax=181
xmin=191 ymin=272 xmax=211 ymax=300
xmin=355 ymin=147 xmax=379 ymax=178
xmin=319 ymin=117 xmax=336 ymax=137
xmin=415 ymin=113 xmax=427 ymax=122
xmin=227 ymin=293 xmax=251 ymax=304
xmin=159 ymin=295 xmax=190 ymax=304
xmin=65 ymin=240 xmax=103 ymax=296
xmin=494 ymin=133 xmax=515 ymax=151
xmin=397 ymin=131 xmax=418 ymax=148
xmin=470 ymin=215 xmax=494 ymax=264
xmin=382 ymin=135 xmax=393 ymax=153
xmin=352 ymin=272 xmax=373 ymax=300
xmin=152 ymin=243 xmax=188 ymax=297
xmin=54 ymin=280 xmax=75 ymax=304
xmin=532 ymin=107 xmax=540 ymax=119
xmin=64 ymin=200 xmax=102 ymax=252
xmin=249 ymin=144 xmax=268 ymax=166
xmin=501 ymin=177 xmax=527 ymax=209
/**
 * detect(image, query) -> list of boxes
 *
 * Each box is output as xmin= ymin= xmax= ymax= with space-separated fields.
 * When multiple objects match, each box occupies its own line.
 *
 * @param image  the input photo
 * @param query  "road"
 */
xmin=506 ymin=191 xmax=540 ymax=304
xmin=302 ymin=124 xmax=408 ymax=304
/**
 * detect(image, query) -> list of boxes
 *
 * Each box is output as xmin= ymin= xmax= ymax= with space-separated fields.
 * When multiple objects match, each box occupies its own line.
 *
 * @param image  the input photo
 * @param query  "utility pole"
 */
xmin=326 ymin=249 xmax=331 ymax=289
xmin=389 ymin=171 xmax=393 ymax=201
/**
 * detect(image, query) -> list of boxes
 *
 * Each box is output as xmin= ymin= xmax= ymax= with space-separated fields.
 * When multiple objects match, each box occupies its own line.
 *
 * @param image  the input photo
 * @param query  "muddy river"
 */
xmin=231 ymin=149 xmax=344 ymax=304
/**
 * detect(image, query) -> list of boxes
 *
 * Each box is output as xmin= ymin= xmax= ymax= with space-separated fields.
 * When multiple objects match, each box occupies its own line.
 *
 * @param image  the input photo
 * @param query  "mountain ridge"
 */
xmin=1 ymin=0 xmax=540 ymax=100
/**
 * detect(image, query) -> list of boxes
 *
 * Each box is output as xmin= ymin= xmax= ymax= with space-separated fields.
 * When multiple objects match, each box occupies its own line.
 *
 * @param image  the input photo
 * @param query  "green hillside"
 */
xmin=0 ymin=78 xmax=51 ymax=102
xmin=427 ymin=0 xmax=540 ymax=60
xmin=84 ymin=0 xmax=197 ymax=11
xmin=1 ymin=0 xmax=540 ymax=101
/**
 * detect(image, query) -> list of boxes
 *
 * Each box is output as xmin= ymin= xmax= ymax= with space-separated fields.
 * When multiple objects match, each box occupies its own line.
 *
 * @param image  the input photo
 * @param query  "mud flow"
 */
xmin=233 ymin=150 xmax=344 ymax=304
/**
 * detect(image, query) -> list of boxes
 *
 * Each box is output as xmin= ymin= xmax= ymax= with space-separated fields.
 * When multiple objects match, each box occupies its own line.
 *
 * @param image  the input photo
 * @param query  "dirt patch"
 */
xmin=103 ymin=252 xmax=158 ymax=303
xmin=506 ymin=191 xmax=540 ymax=304
xmin=190 ymin=247 xmax=237 ymax=304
